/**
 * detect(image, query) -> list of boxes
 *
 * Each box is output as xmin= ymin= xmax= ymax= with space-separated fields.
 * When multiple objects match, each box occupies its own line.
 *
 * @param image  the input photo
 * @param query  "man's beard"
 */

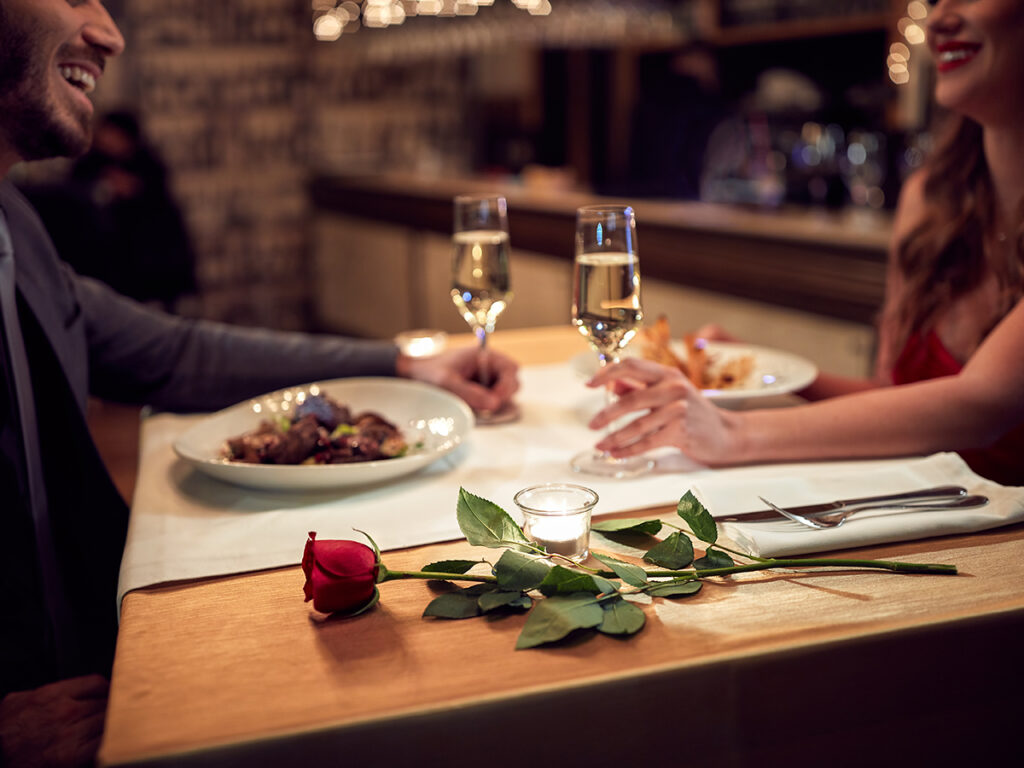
xmin=0 ymin=8 xmax=93 ymax=163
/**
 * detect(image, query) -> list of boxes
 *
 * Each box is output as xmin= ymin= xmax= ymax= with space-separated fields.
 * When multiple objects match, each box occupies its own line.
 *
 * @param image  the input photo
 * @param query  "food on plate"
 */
xmin=224 ymin=394 xmax=409 ymax=464
xmin=636 ymin=316 xmax=754 ymax=390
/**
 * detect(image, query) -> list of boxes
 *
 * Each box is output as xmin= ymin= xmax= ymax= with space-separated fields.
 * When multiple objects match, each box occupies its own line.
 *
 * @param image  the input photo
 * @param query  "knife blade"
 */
xmin=715 ymin=484 xmax=969 ymax=524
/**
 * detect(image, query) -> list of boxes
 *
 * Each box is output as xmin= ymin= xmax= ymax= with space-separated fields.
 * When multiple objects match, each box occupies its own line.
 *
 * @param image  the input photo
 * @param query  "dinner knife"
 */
xmin=715 ymin=484 xmax=969 ymax=524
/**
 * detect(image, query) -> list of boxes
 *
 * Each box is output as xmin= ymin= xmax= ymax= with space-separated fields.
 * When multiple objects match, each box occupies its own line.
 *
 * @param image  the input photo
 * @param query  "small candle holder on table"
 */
xmin=513 ymin=483 xmax=599 ymax=563
xmin=394 ymin=329 xmax=448 ymax=358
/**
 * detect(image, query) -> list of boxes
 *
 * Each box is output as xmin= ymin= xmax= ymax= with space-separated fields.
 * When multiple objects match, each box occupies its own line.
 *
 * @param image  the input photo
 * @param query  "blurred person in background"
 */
xmin=588 ymin=0 xmax=1024 ymax=486
xmin=22 ymin=109 xmax=198 ymax=312
xmin=615 ymin=43 xmax=728 ymax=200
xmin=0 ymin=2 xmax=517 ymax=766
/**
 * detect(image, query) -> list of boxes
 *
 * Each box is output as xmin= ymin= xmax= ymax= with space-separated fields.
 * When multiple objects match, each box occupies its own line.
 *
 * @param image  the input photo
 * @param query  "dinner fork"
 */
xmin=757 ymin=494 xmax=990 ymax=530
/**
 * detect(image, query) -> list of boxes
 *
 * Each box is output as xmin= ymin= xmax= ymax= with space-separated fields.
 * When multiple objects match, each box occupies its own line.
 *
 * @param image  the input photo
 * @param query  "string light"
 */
xmin=313 ymin=0 xmax=553 ymax=33
xmin=890 ymin=3 xmax=928 ymax=85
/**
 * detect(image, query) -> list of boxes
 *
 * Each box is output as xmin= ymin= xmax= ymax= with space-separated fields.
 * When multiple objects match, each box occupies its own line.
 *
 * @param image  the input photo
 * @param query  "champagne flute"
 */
xmin=570 ymin=204 xmax=654 ymax=478
xmin=450 ymin=194 xmax=513 ymax=421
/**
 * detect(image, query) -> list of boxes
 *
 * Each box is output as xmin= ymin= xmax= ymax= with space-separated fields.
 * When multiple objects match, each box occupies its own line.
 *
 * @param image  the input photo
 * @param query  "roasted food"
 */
xmin=224 ymin=394 xmax=408 ymax=465
xmin=636 ymin=316 xmax=753 ymax=390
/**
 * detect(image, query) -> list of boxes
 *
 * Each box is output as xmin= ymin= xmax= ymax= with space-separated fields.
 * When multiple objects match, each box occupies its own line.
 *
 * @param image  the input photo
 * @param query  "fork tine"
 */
xmin=758 ymin=496 xmax=830 ymax=530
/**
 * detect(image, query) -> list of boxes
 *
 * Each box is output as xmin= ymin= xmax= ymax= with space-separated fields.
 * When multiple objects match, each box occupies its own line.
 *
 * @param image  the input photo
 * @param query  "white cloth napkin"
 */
xmin=117 ymin=363 xmax=711 ymax=603
xmin=695 ymin=453 xmax=1024 ymax=557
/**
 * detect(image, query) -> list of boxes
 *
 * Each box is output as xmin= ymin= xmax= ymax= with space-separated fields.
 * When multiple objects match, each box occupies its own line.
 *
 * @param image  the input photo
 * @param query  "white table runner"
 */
xmin=118 ymin=363 xmax=711 ymax=602
xmin=117 ymin=363 xmax=1024 ymax=603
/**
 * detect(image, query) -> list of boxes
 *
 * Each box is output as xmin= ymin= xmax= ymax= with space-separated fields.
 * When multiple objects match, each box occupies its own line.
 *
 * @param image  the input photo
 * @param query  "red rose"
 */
xmin=302 ymin=532 xmax=380 ymax=614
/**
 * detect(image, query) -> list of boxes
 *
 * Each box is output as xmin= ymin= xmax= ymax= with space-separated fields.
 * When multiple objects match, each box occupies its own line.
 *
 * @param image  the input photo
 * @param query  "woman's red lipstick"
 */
xmin=934 ymin=41 xmax=981 ymax=73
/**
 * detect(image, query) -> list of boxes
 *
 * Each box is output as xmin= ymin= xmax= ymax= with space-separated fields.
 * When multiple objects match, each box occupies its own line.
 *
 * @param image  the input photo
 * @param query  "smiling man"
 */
xmin=0 ymin=2 xmax=516 ymax=765
xmin=0 ymin=0 xmax=122 ymax=170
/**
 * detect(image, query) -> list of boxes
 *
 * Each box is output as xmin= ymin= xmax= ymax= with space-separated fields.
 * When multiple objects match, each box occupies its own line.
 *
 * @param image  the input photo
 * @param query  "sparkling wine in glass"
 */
xmin=571 ymin=205 xmax=654 ymax=477
xmin=450 ymin=194 xmax=513 ymax=420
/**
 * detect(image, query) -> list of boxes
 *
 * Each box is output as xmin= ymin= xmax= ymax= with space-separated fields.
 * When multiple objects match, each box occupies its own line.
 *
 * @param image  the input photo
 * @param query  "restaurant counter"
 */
xmin=309 ymin=172 xmax=893 ymax=328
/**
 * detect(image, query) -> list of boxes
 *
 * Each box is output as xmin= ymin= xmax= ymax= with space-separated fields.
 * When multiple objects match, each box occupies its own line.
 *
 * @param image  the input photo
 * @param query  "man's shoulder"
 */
xmin=0 ymin=179 xmax=52 ymax=242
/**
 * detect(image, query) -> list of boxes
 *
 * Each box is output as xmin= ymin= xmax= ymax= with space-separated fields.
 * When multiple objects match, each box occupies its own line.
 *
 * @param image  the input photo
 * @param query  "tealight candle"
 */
xmin=513 ymin=483 xmax=599 ymax=563
xmin=394 ymin=329 xmax=448 ymax=358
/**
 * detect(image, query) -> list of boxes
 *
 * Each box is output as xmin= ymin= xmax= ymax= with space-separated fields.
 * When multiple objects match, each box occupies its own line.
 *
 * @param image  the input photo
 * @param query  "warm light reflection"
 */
xmin=907 ymin=1 xmax=928 ymax=21
xmin=904 ymin=22 xmax=926 ymax=45
xmin=888 ymin=30 xmax=919 ymax=85
xmin=314 ymin=13 xmax=344 ymax=40
xmin=314 ymin=0 xmax=556 ymax=35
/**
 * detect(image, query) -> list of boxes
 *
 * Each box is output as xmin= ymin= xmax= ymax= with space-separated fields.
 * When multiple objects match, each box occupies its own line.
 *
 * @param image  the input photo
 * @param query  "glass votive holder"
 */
xmin=513 ymin=483 xmax=599 ymax=563
xmin=394 ymin=329 xmax=448 ymax=358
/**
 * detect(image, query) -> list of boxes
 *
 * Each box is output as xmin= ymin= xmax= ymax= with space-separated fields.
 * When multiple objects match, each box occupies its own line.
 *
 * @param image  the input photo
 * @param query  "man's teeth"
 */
xmin=940 ymin=49 xmax=975 ymax=63
xmin=58 ymin=65 xmax=96 ymax=93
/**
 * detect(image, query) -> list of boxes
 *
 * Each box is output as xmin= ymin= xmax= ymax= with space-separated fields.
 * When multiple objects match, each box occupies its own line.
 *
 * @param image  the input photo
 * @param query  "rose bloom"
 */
xmin=302 ymin=532 xmax=379 ymax=614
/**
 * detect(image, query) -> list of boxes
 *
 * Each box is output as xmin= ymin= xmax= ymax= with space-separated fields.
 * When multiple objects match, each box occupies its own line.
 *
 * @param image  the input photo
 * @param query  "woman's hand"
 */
xmin=692 ymin=322 xmax=739 ymax=343
xmin=586 ymin=357 xmax=742 ymax=466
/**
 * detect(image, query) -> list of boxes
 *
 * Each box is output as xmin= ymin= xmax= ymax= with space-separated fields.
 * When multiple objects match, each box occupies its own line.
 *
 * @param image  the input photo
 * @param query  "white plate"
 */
xmin=570 ymin=341 xmax=818 ymax=403
xmin=173 ymin=377 xmax=473 ymax=490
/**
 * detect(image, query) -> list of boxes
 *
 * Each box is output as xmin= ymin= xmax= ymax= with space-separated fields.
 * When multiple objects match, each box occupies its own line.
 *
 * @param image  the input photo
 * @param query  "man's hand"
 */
xmin=396 ymin=346 xmax=519 ymax=414
xmin=0 ymin=675 xmax=108 ymax=768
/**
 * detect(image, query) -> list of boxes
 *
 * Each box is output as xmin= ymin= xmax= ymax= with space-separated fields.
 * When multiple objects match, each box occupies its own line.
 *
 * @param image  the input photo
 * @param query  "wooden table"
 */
xmin=99 ymin=327 xmax=1024 ymax=766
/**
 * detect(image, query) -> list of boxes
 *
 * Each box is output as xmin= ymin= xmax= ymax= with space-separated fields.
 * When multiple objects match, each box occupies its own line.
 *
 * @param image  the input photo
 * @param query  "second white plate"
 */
xmin=571 ymin=341 xmax=818 ymax=403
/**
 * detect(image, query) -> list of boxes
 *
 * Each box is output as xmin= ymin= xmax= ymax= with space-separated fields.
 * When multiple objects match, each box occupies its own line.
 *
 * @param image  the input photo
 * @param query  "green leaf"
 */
xmin=597 ymin=598 xmax=646 ymax=636
xmin=462 ymin=583 xmax=498 ymax=597
xmin=694 ymin=548 xmax=735 ymax=570
xmin=539 ymin=565 xmax=617 ymax=597
xmin=354 ymin=529 xmax=387 ymax=583
xmin=643 ymin=531 xmax=695 ymax=570
xmin=494 ymin=550 xmax=551 ymax=591
xmin=457 ymin=487 xmax=532 ymax=551
xmin=591 ymin=553 xmax=649 ymax=588
xmin=590 ymin=518 xmax=663 ymax=536
xmin=646 ymin=579 xmax=703 ymax=598
xmin=478 ymin=590 xmax=532 ymax=613
xmin=421 ymin=559 xmax=483 ymax=574
xmin=422 ymin=591 xmax=481 ymax=619
xmin=677 ymin=490 xmax=718 ymax=545
xmin=515 ymin=594 xmax=604 ymax=649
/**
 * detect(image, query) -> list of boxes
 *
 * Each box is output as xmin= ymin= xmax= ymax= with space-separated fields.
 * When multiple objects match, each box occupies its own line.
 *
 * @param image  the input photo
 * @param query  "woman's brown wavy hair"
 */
xmin=883 ymin=113 xmax=1024 ymax=366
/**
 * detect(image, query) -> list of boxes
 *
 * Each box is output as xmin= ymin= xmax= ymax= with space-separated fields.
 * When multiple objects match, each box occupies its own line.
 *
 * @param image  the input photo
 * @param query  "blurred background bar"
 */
xmin=11 ymin=0 xmax=935 ymax=381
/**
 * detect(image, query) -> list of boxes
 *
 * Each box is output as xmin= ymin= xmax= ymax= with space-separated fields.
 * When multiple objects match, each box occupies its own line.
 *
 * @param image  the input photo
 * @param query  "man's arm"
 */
xmin=76 ymin=274 xmax=400 ymax=412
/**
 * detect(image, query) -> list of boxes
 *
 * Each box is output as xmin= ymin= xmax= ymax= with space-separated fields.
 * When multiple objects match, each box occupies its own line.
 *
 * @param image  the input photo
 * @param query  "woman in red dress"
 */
xmin=588 ymin=0 xmax=1024 ymax=485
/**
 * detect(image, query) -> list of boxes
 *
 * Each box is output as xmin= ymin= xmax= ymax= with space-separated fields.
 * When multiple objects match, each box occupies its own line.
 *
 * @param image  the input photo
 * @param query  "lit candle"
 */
xmin=394 ymin=329 xmax=448 ymax=358
xmin=513 ymin=483 xmax=599 ymax=563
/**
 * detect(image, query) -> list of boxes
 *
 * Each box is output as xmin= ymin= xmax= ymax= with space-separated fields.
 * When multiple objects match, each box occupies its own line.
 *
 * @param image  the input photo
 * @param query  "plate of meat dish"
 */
xmin=173 ymin=378 xmax=473 ymax=490
xmin=572 ymin=316 xmax=818 ymax=404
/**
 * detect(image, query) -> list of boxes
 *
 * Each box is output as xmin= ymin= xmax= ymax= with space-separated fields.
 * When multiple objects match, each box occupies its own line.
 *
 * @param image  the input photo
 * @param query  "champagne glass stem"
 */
xmin=596 ymin=353 xmax=617 ymax=453
xmin=476 ymin=326 xmax=491 ymax=388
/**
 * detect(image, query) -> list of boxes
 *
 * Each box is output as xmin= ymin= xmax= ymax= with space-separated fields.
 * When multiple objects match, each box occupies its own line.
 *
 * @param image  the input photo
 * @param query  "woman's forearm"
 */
xmin=734 ymin=374 xmax=1012 ymax=464
xmin=796 ymin=371 xmax=884 ymax=401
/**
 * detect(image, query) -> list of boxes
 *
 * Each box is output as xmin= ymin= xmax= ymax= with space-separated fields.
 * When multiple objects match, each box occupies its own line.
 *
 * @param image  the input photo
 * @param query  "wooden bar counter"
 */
xmin=99 ymin=328 xmax=1022 ymax=766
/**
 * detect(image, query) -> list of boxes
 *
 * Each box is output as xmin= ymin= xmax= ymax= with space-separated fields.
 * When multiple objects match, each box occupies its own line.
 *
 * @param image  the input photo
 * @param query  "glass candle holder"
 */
xmin=513 ymin=483 xmax=599 ymax=563
xmin=393 ymin=329 xmax=448 ymax=358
